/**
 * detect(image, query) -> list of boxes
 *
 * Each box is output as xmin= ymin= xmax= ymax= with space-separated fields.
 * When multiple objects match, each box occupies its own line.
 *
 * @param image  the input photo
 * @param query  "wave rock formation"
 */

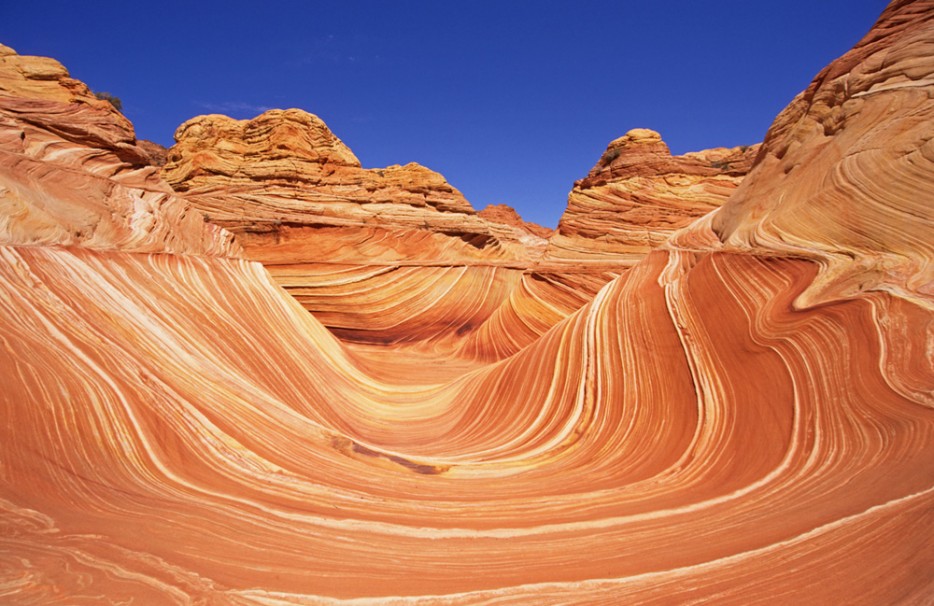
xmin=1 ymin=1 xmax=932 ymax=603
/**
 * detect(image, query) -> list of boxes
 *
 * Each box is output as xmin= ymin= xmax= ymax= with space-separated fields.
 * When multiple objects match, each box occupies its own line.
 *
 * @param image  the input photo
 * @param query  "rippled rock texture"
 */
xmin=1 ymin=1 xmax=933 ymax=603
xmin=163 ymin=108 xmax=557 ymax=351
xmin=542 ymin=128 xmax=759 ymax=270
xmin=671 ymin=0 xmax=934 ymax=310
xmin=507 ymin=129 xmax=761 ymax=360
xmin=0 ymin=44 xmax=238 ymax=256
xmin=163 ymin=110 xmax=753 ymax=357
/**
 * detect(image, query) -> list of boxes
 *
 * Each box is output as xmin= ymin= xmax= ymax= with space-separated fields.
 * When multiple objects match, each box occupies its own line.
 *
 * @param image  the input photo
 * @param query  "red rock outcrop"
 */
xmin=542 ymin=128 xmax=759 ymax=269
xmin=1 ymin=1 xmax=932 ymax=603
xmin=670 ymin=0 xmax=934 ymax=310
xmin=164 ymin=109 xmax=547 ymax=265
xmin=459 ymin=132 xmax=760 ymax=360
xmin=137 ymin=139 xmax=168 ymax=166
xmin=163 ymin=109 xmax=549 ymax=348
xmin=479 ymin=203 xmax=554 ymax=238
xmin=0 ymin=44 xmax=237 ymax=256
xmin=159 ymin=107 xmax=750 ymax=357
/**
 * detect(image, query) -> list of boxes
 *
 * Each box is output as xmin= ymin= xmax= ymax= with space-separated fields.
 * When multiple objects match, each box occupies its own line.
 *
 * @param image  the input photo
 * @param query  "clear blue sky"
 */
xmin=3 ymin=1 xmax=887 ymax=228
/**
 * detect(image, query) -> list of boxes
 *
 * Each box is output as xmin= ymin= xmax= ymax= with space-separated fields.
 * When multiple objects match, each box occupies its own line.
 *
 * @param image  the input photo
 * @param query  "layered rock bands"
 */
xmin=0 ymin=1 xmax=932 ymax=603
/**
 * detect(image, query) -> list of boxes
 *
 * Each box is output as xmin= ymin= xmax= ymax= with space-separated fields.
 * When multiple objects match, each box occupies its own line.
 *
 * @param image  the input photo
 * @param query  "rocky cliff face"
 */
xmin=0 ymin=44 xmax=238 ymax=256
xmin=542 ymin=128 xmax=759 ymax=269
xmin=164 ymin=109 xmax=548 ymax=265
xmin=671 ymin=0 xmax=934 ymax=309
xmin=0 ymin=1 xmax=932 ymax=603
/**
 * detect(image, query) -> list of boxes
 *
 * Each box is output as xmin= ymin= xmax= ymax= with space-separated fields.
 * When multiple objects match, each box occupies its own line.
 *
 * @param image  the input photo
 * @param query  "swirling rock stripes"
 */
xmin=0 ymin=45 xmax=238 ymax=257
xmin=1 ymin=244 xmax=931 ymax=602
xmin=540 ymin=129 xmax=759 ymax=269
xmin=160 ymin=107 xmax=755 ymax=359
xmin=267 ymin=262 xmax=523 ymax=347
xmin=673 ymin=0 xmax=934 ymax=307
xmin=2 ymin=0 xmax=933 ymax=602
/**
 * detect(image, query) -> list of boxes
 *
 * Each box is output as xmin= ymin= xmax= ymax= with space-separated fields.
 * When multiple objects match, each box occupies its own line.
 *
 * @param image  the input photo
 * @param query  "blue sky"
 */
xmin=3 ymin=1 xmax=887 ymax=227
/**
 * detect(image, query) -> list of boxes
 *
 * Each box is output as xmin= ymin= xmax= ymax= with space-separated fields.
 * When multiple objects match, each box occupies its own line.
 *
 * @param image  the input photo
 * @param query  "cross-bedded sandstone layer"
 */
xmin=163 ymin=106 xmax=755 ymax=357
xmin=162 ymin=108 xmax=557 ymax=352
xmin=0 ymin=44 xmax=237 ymax=257
xmin=484 ymin=129 xmax=761 ymax=360
xmin=670 ymin=0 xmax=934 ymax=311
xmin=541 ymin=128 xmax=760 ymax=270
xmin=1 ymin=1 xmax=933 ymax=603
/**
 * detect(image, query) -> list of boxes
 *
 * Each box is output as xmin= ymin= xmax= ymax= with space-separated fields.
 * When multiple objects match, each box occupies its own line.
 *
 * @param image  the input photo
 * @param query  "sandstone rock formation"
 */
xmin=164 ymin=109 xmax=547 ymax=265
xmin=478 ymin=203 xmax=554 ymax=239
xmin=541 ymin=127 xmax=759 ymax=269
xmin=137 ymin=139 xmax=168 ymax=166
xmin=466 ymin=130 xmax=760 ymax=360
xmin=0 ymin=44 xmax=237 ymax=256
xmin=669 ymin=0 xmax=934 ymax=311
xmin=1 ymin=1 xmax=932 ymax=603
xmin=163 ymin=109 xmax=551 ymax=348
xmin=161 ymin=108 xmax=757 ymax=356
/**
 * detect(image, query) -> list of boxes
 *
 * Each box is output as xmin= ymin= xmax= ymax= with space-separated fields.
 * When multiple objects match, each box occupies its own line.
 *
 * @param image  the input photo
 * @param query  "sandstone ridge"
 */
xmin=670 ymin=0 xmax=934 ymax=309
xmin=165 ymin=108 xmax=548 ymax=265
xmin=0 ymin=44 xmax=238 ymax=256
xmin=163 ymin=107 xmax=553 ymax=348
xmin=541 ymin=127 xmax=760 ymax=269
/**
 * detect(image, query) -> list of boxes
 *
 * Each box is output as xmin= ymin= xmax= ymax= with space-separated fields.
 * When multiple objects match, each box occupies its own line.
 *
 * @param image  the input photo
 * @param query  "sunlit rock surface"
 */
xmin=479 ymin=203 xmax=554 ymax=239
xmin=474 ymin=129 xmax=761 ymax=360
xmin=1 ymin=1 xmax=933 ymax=603
xmin=670 ymin=0 xmax=934 ymax=310
xmin=163 ymin=109 xmax=552 ymax=350
xmin=0 ymin=44 xmax=238 ymax=256
xmin=541 ymin=128 xmax=760 ymax=270
xmin=163 ymin=108 xmax=549 ymax=265
xmin=162 ymin=109 xmax=756 ymax=358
